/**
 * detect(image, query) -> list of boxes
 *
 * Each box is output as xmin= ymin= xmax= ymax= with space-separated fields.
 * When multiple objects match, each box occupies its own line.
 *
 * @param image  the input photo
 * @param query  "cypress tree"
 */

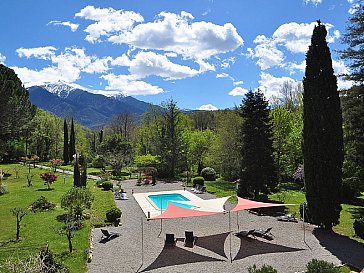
xmin=63 ymin=119 xmax=69 ymax=164
xmin=69 ymin=118 xmax=76 ymax=159
xmin=238 ymin=89 xmax=277 ymax=199
xmin=73 ymin=154 xmax=80 ymax=187
xmin=303 ymin=22 xmax=344 ymax=230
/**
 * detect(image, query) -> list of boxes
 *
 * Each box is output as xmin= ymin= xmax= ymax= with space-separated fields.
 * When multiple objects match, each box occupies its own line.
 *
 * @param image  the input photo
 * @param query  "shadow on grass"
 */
xmin=313 ymin=228 xmax=364 ymax=270
xmin=348 ymin=207 xmax=364 ymax=219
xmin=36 ymin=188 xmax=54 ymax=191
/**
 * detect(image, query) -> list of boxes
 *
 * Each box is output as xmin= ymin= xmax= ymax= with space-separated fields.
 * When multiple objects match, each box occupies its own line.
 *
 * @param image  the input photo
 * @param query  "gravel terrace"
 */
xmin=88 ymin=180 xmax=364 ymax=273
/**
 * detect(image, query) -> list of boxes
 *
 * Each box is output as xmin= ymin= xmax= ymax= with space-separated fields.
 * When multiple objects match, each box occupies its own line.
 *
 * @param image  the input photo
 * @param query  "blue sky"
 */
xmin=0 ymin=0 xmax=357 ymax=110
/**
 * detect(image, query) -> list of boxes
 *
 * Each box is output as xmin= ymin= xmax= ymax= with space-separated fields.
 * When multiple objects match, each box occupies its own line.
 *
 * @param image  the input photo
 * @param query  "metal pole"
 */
xmin=303 ymin=203 xmax=306 ymax=243
xmin=229 ymin=211 xmax=232 ymax=263
xmin=141 ymin=217 xmax=144 ymax=265
xmin=237 ymin=211 xmax=239 ymax=231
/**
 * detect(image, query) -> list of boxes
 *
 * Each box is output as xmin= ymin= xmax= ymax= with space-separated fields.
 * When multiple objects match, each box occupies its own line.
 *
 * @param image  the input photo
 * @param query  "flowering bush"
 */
xmin=40 ymin=172 xmax=58 ymax=190
xmin=50 ymin=159 xmax=63 ymax=171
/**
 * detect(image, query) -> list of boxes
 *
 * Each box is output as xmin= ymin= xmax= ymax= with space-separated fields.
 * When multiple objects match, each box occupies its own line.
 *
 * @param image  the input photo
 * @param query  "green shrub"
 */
xmin=248 ymin=264 xmax=278 ymax=273
xmin=102 ymin=181 xmax=113 ymax=191
xmin=353 ymin=218 xmax=364 ymax=239
xmin=106 ymin=207 xmax=121 ymax=222
xmin=0 ymin=184 xmax=8 ymax=195
xmin=201 ymin=167 xmax=216 ymax=181
xmin=92 ymin=155 xmax=106 ymax=169
xmin=30 ymin=196 xmax=56 ymax=212
xmin=193 ymin=176 xmax=205 ymax=187
xmin=305 ymin=259 xmax=340 ymax=273
xmin=342 ymin=177 xmax=360 ymax=201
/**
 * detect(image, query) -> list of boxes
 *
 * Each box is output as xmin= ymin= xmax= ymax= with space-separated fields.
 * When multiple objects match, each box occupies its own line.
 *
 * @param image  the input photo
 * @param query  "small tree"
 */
xmin=11 ymin=207 xmax=27 ymax=240
xmin=53 ymin=216 xmax=79 ymax=253
xmin=50 ymin=158 xmax=62 ymax=172
xmin=40 ymin=172 xmax=58 ymax=190
xmin=61 ymin=187 xmax=93 ymax=219
xmin=26 ymin=172 xmax=34 ymax=187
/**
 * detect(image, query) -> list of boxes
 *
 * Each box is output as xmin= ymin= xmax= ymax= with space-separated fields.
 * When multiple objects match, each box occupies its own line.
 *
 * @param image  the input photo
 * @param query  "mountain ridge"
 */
xmin=27 ymin=83 xmax=154 ymax=128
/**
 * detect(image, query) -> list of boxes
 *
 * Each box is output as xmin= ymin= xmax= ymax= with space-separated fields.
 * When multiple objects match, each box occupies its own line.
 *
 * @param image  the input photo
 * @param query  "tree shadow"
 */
xmin=36 ymin=188 xmax=54 ymax=191
xmin=313 ymin=228 xmax=364 ymax=270
xmin=233 ymin=237 xmax=304 ymax=261
xmin=141 ymin=245 xmax=225 ymax=272
xmin=348 ymin=207 xmax=364 ymax=219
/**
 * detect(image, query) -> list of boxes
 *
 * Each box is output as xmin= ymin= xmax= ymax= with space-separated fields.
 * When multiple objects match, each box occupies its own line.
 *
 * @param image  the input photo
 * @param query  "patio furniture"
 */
xmin=165 ymin=233 xmax=177 ymax=247
xmin=184 ymin=231 xmax=196 ymax=247
xmin=233 ymin=229 xmax=256 ymax=238
xmin=253 ymin=227 xmax=273 ymax=239
xmin=276 ymin=212 xmax=297 ymax=222
xmin=101 ymin=229 xmax=119 ymax=240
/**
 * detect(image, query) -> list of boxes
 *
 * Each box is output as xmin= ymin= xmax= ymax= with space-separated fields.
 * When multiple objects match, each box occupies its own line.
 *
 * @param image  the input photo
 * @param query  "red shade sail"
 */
xmin=230 ymin=197 xmax=290 ymax=212
xmin=148 ymin=203 xmax=226 ymax=220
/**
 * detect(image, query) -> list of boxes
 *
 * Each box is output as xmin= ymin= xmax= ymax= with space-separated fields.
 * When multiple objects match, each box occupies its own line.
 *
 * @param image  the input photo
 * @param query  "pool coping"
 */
xmin=133 ymin=189 xmax=203 ymax=218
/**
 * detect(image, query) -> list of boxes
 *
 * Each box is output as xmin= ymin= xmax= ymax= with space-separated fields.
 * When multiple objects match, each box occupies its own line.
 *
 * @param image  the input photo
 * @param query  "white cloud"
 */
xmin=127 ymin=51 xmax=201 ymax=80
xmin=233 ymin=80 xmax=244 ymax=86
xmin=221 ymin=56 xmax=236 ymax=69
xmin=258 ymin=72 xmax=298 ymax=99
xmin=198 ymin=104 xmax=218 ymax=111
xmin=75 ymin=6 xmax=144 ymax=43
xmin=0 ymin=53 xmax=6 ymax=64
xmin=101 ymin=74 xmax=164 ymax=96
xmin=249 ymin=21 xmax=340 ymax=70
xmin=12 ymin=66 xmax=71 ymax=87
xmin=216 ymin=73 xmax=229 ymax=78
xmin=16 ymin=46 xmax=57 ymax=60
xmin=348 ymin=2 xmax=360 ymax=14
xmin=304 ymin=0 xmax=322 ymax=6
xmin=249 ymin=35 xmax=284 ymax=70
xmin=14 ymin=47 xmax=112 ymax=86
xmin=106 ymin=11 xmax=243 ymax=60
xmin=332 ymin=59 xmax=354 ymax=90
xmin=48 ymin=21 xmax=79 ymax=32
xmin=228 ymin=86 xmax=248 ymax=96
xmin=286 ymin=60 xmax=306 ymax=74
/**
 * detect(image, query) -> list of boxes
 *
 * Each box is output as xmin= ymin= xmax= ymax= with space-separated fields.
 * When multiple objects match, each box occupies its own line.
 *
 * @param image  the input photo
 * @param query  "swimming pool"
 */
xmin=148 ymin=193 xmax=194 ymax=210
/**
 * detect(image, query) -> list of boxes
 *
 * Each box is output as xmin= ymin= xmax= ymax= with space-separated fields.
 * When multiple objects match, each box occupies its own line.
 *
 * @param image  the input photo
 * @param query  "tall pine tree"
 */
xmin=63 ymin=119 xmax=69 ymax=164
xmin=238 ymin=90 xmax=277 ymax=199
xmin=69 ymin=118 xmax=76 ymax=159
xmin=303 ymin=22 xmax=344 ymax=230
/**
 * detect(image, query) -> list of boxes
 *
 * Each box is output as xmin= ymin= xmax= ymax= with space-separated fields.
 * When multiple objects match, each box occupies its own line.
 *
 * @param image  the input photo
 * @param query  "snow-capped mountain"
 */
xmin=27 ymin=82 xmax=154 ymax=128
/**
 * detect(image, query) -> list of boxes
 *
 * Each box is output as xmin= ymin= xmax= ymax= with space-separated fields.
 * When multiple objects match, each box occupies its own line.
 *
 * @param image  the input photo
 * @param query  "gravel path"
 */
xmin=88 ymin=180 xmax=364 ymax=273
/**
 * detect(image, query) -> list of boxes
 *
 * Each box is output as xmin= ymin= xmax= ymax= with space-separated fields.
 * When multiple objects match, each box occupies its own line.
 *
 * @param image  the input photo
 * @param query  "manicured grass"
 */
xmin=0 ymin=163 xmax=115 ymax=272
xmin=205 ymin=180 xmax=364 ymax=243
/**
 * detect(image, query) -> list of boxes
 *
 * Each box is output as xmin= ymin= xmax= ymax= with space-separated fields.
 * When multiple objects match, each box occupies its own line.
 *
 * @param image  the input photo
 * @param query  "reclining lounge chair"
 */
xmin=253 ymin=227 xmax=273 ymax=239
xmin=165 ymin=233 xmax=177 ymax=247
xmin=101 ymin=229 xmax=120 ymax=240
xmin=184 ymin=231 xmax=196 ymax=247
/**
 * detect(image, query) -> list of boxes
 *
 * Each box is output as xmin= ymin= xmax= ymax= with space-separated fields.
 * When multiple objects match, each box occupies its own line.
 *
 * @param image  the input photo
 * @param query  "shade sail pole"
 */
xmin=236 ymin=210 xmax=239 ymax=231
xmin=229 ymin=211 xmax=232 ymax=263
xmin=136 ymin=217 xmax=144 ymax=273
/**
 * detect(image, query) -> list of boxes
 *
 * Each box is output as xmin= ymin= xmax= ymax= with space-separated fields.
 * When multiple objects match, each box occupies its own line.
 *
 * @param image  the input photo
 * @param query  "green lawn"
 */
xmin=0 ymin=163 xmax=114 ymax=272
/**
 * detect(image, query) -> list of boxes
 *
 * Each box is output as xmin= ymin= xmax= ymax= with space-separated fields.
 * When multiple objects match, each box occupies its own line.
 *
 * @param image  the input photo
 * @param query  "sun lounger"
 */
xmin=234 ymin=229 xmax=256 ymax=238
xmin=253 ymin=227 xmax=273 ymax=239
xmin=165 ymin=233 xmax=177 ymax=247
xmin=184 ymin=231 xmax=196 ymax=247
xmin=101 ymin=229 xmax=119 ymax=240
xmin=276 ymin=212 xmax=297 ymax=222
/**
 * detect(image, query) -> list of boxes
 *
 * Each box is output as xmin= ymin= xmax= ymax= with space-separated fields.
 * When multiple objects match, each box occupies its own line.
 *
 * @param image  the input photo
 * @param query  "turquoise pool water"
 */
xmin=148 ymin=193 xmax=193 ymax=210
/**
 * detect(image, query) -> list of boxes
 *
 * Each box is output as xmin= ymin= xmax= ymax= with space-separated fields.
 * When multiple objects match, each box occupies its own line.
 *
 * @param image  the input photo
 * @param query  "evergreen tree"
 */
xmin=79 ymin=153 xmax=87 ymax=187
xmin=341 ymin=85 xmax=364 ymax=197
xmin=0 ymin=64 xmax=36 ymax=141
xmin=73 ymin=154 xmax=80 ymax=187
xmin=303 ymin=22 xmax=344 ymax=230
xmin=340 ymin=1 xmax=364 ymax=83
xmin=69 ymin=118 xmax=76 ymax=159
xmin=63 ymin=119 xmax=69 ymax=164
xmin=238 ymin=90 xmax=277 ymax=199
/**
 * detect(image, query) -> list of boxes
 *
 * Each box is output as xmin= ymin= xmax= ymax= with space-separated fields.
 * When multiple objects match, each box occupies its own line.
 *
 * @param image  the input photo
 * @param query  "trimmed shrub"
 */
xmin=193 ymin=176 xmax=205 ymax=187
xmin=30 ymin=196 xmax=55 ymax=212
xmin=305 ymin=259 xmax=340 ymax=273
xmin=102 ymin=181 xmax=113 ymax=191
xmin=248 ymin=264 xmax=278 ymax=273
xmin=0 ymin=184 xmax=8 ymax=195
xmin=354 ymin=218 xmax=364 ymax=239
xmin=106 ymin=207 xmax=121 ymax=223
xmin=201 ymin=167 xmax=216 ymax=181
xmin=342 ymin=177 xmax=360 ymax=201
